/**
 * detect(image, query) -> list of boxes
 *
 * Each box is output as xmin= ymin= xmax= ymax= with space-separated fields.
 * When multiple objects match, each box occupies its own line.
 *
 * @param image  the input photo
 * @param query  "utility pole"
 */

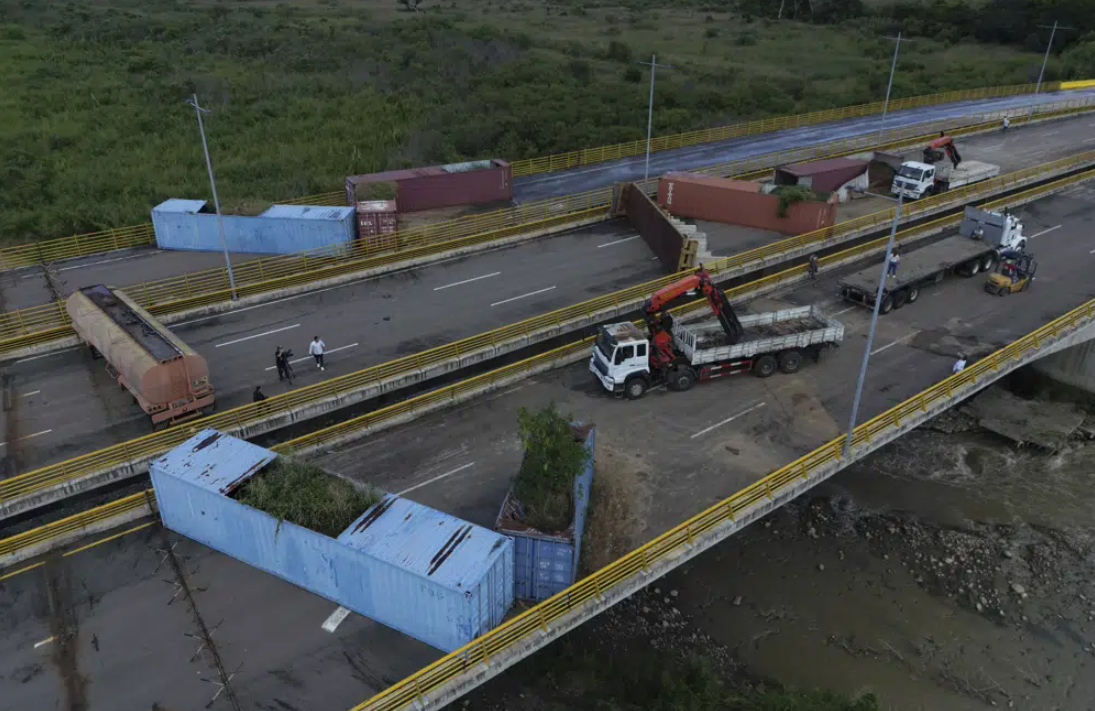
xmin=1034 ymin=22 xmax=1072 ymax=95
xmin=186 ymin=94 xmax=238 ymax=301
xmin=636 ymin=55 xmax=674 ymax=185
xmin=876 ymin=32 xmax=912 ymax=145
xmin=843 ymin=190 xmax=903 ymax=458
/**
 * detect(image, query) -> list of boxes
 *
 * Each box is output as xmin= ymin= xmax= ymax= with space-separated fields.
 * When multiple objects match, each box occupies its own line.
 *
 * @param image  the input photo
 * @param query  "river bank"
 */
xmin=471 ymin=379 xmax=1095 ymax=710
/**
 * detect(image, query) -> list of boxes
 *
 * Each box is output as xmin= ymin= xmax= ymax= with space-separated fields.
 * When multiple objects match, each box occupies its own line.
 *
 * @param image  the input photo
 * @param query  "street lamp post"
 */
xmin=186 ymin=93 xmax=238 ymax=301
xmin=1027 ymin=23 xmax=1072 ymax=121
xmin=876 ymin=32 xmax=912 ymax=145
xmin=636 ymin=55 xmax=674 ymax=185
xmin=843 ymin=190 xmax=903 ymax=457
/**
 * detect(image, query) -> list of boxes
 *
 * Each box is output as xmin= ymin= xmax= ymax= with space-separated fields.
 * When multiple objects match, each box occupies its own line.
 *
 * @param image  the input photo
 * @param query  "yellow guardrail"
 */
xmin=346 ymin=285 xmax=1095 ymax=711
xmin=0 ymin=490 xmax=151 ymax=559
xmin=507 ymin=82 xmax=1056 ymax=177
xmin=3 ymin=99 xmax=1092 ymax=354
xmin=3 ymin=160 xmax=1089 ymax=513
xmin=6 ymin=81 xmax=1090 ymax=272
xmin=1062 ymin=80 xmax=1095 ymax=90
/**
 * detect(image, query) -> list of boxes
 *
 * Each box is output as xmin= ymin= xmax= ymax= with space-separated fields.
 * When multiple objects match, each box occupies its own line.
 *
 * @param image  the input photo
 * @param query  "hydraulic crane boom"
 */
xmin=643 ymin=265 xmax=744 ymax=347
xmin=923 ymin=133 xmax=962 ymax=169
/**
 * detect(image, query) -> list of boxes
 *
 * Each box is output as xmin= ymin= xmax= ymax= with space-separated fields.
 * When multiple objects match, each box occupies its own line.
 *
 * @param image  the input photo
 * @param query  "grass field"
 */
xmin=0 ymin=0 xmax=1057 ymax=242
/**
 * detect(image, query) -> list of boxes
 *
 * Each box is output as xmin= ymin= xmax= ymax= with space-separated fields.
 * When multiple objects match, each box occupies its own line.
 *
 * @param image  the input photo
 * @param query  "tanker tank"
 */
xmin=65 ymin=285 xmax=215 ymax=427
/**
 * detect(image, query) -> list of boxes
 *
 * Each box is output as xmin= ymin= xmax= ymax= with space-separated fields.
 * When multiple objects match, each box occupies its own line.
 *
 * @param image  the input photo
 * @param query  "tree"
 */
xmin=514 ymin=404 xmax=591 ymax=532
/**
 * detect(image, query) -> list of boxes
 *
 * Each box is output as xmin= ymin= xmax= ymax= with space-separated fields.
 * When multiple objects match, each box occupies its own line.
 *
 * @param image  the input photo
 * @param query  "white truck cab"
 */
xmin=891 ymin=160 xmax=937 ymax=199
xmin=960 ymin=205 xmax=1026 ymax=252
xmin=589 ymin=323 xmax=650 ymax=396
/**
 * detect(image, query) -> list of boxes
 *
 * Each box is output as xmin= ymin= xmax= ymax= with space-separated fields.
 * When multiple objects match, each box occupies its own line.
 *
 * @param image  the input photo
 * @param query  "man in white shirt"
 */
xmin=309 ymin=336 xmax=327 ymax=371
xmin=952 ymin=354 xmax=967 ymax=374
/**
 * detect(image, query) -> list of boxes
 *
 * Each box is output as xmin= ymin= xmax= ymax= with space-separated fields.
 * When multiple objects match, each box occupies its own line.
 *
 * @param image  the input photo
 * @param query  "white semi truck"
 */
xmin=891 ymin=159 xmax=1000 ymax=200
xmin=588 ymin=268 xmax=844 ymax=400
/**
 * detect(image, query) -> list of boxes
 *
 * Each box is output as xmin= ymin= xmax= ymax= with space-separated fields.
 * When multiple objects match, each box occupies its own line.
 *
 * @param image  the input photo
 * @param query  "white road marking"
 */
xmin=870 ymin=332 xmax=917 ymax=356
xmin=1028 ymin=224 xmax=1061 ymax=240
xmin=321 ymin=606 xmax=352 ymax=633
xmin=215 ymin=323 xmax=299 ymax=348
xmin=597 ymin=235 xmax=640 ymax=249
xmin=433 ymin=272 xmax=500 ymax=291
xmin=0 ymin=429 xmax=53 ymax=448
xmin=979 ymin=143 xmax=1006 ymax=151
xmin=491 ymin=286 xmax=556 ymax=307
xmin=264 ymin=343 xmax=359 ymax=370
xmin=20 ymin=254 xmax=145 ymax=279
xmin=1084 ymin=137 xmax=1095 ymax=143
xmin=833 ymin=306 xmax=859 ymax=316
xmin=690 ymin=402 xmax=766 ymax=440
xmin=395 ymin=462 xmax=475 ymax=496
xmin=14 ymin=348 xmax=79 ymax=364
xmin=33 ymin=636 xmax=55 ymax=649
xmin=20 ymin=390 xmax=41 ymax=398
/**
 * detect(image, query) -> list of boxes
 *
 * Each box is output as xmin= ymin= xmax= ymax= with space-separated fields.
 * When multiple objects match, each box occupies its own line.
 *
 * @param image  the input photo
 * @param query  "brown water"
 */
xmin=663 ymin=410 xmax=1095 ymax=710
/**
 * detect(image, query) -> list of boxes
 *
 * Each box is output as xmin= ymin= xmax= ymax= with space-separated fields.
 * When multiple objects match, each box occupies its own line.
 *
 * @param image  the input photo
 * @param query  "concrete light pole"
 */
xmin=186 ymin=94 xmax=238 ymax=301
xmin=876 ymin=32 xmax=912 ymax=145
xmin=636 ymin=55 xmax=674 ymax=185
xmin=843 ymin=189 xmax=903 ymax=458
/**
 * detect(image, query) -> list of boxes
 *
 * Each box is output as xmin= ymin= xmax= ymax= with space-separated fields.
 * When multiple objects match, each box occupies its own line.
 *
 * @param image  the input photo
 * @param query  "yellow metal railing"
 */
xmin=2 ymin=163 xmax=1089 ymax=511
xmin=0 ymin=490 xmax=151 ymax=559
xmin=346 ymin=287 xmax=1095 ymax=711
xmin=507 ymin=83 xmax=1057 ymax=177
xmin=3 ymin=99 xmax=1093 ymax=354
xmin=6 ymin=81 xmax=1089 ymax=272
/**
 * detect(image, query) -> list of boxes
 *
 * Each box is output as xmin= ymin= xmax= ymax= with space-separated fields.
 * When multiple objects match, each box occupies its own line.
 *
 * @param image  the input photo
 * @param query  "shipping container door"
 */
xmin=512 ymin=536 xmax=535 ymax=600
xmin=533 ymin=541 xmax=574 ymax=601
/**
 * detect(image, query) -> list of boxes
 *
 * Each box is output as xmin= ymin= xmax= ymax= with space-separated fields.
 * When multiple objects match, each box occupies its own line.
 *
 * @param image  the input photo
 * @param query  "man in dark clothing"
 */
xmin=808 ymin=253 xmax=819 ymax=281
xmin=253 ymin=386 xmax=267 ymax=403
xmin=275 ymin=346 xmax=292 ymax=382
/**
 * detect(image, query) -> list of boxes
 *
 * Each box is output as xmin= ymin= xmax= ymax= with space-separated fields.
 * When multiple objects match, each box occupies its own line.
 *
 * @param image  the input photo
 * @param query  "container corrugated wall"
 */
xmin=151 ymin=433 xmax=514 ymax=652
xmin=151 ymin=202 xmax=356 ymax=256
xmin=498 ymin=428 xmax=595 ymax=602
xmin=396 ymin=161 xmax=512 ymax=213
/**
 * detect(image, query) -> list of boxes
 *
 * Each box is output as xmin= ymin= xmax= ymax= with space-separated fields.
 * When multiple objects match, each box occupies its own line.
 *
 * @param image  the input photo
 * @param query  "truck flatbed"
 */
xmin=675 ymin=305 xmax=844 ymax=364
xmin=838 ymin=235 xmax=990 ymax=296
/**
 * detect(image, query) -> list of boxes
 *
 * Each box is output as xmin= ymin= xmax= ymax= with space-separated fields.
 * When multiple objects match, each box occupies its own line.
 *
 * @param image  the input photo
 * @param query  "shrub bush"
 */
xmin=513 ymin=404 xmax=591 ymax=532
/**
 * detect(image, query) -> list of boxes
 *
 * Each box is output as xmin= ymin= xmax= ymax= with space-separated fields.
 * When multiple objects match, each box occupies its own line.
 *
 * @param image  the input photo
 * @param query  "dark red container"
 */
xmin=345 ymin=160 xmax=512 ymax=213
xmin=356 ymin=200 xmax=398 ymax=238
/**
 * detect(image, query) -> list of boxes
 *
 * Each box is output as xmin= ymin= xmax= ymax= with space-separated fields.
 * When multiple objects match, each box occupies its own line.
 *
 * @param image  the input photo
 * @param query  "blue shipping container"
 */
xmin=150 ymin=430 xmax=514 ymax=652
xmin=496 ymin=426 xmax=595 ymax=601
xmin=151 ymin=200 xmax=356 ymax=256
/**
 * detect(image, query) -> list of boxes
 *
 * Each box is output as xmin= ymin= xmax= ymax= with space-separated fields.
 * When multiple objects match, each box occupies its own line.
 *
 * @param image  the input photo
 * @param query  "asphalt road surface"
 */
xmin=1 ymin=116 xmax=1093 ymax=476
xmin=3 ymin=92 xmax=1093 ymax=312
xmin=2 ymin=179 xmax=1093 ymax=711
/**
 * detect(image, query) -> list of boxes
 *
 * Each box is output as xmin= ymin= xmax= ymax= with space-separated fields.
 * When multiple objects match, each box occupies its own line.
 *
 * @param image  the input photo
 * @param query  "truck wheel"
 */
xmin=879 ymin=296 xmax=894 ymax=315
xmin=778 ymin=350 xmax=802 ymax=374
xmin=980 ymin=253 xmax=995 ymax=272
xmin=753 ymin=355 xmax=778 ymax=378
xmin=907 ymin=287 xmax=920 ymax=303
xmin=893 ymin=290 xmax=908 ymax=309
xmin=967 ymin=260 xmax=981 ymax=276
xmin=1018 ymin=240 xmax=1026 ymax=252
xmin=669 ymin=368 xmax=696 ymax=392
xmin=624 ymin=377 xmax=648 ymax=400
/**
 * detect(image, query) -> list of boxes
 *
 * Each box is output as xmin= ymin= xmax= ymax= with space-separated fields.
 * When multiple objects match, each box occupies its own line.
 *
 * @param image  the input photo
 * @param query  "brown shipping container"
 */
xmin=621 ymin=183 xmax=687 ymax=272
xmin=356 ymin=200 xmax=398 ymax=238
xmin=772 ymin=158 xmax=869 ymax=193
xmin=658 ymin=172 xmax=836 ymax=236
xmin=345 ymin=160 xmax=512 ymax=213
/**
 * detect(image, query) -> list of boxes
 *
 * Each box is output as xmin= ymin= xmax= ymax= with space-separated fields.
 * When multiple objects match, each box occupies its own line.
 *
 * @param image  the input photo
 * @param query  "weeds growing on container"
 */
xmin=513 ymin=403 xmax=591 ymax=533
xmin=773 ymin=185 xmax=819 ymax=217
xmin=236 ymin=457 xmax=379 ymax=538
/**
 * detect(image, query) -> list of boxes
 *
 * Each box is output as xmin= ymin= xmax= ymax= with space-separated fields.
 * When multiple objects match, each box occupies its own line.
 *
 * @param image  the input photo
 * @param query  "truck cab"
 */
xmin=891 ymin=161 xmax=936 ymax=200
xmin=589 ymin=323 xmax=651 ymax=398
xmin=959 ymin=205 xmax=1026 ymax=253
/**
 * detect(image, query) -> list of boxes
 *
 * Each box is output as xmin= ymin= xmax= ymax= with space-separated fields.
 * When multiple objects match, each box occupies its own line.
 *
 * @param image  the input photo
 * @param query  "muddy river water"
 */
xmin=663 ymin=388 xmax=1095 ymax=710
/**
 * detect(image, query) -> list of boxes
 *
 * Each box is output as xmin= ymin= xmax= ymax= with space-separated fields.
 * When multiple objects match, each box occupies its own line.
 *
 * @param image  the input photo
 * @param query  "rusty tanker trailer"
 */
xmin=66 ymin=285 xmax=215 ymax=428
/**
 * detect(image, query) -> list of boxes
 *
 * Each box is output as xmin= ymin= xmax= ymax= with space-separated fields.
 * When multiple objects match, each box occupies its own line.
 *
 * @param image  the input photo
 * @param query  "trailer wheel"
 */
xmin=624 ymin=376 xmax=648 ymax=400
xmin=879 ymin=295 xmax=894 ymax=315
xmin=967 ymin=260 xmax=981 ymax=276
xmin=980 ymin=253 xmax=996 ymax=272
xmin=669 ymin=368 xmax=696 ymax=392
xmin=907 ymin=287 xmax=920 ymax=303
xmin=778 ymin=350 xmax=803 ymax=374
xmin=893 ymin=290 xmax=908 ymax=309
xmin=753 ymin=355 xmax=778 ymax=378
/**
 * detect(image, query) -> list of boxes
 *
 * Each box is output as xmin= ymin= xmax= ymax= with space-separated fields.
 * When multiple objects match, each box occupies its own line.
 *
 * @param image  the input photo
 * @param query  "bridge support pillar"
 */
xmin=1032 ymin=339 xmax=1095 ymax=394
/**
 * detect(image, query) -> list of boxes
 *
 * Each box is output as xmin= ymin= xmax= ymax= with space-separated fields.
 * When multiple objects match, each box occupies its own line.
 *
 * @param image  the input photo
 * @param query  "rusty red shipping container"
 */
xmin=658 ymin=172 xmax=836 ymax=236
xmin=356 ymin=200 xmax=398 ymax=238
xmin=345 ymin=160 xmax=512 ymax=213
xmin=773 ymin=158 xmax=869 ymax=192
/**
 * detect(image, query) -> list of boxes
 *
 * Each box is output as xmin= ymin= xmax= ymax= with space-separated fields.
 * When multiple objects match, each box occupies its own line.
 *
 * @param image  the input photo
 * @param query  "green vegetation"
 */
xmin=513 ymin=404 xmax=591 ymax=532
xmin=773 ymin=185 xmax=820 ymax=217
xmin=520 ymin=636 xmax=880 ymax=711
xmin=236 ymin=457 xmax=379 ymax=537
xmin=1 ymin=0 xmax=1093 ymax=243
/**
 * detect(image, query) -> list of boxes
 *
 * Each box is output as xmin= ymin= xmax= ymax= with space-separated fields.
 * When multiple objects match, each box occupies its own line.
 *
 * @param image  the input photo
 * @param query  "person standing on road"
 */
xmin=1002 ymin=116 xmax=1010 ymax=131
xmin=952 ymin=354 xmax=967 ymax=374
xmin=808 ymin=253 xmax=819 ymax=281
xmin=309 ymin=336 xmax=327 ymax=371
xmin=887 ymin=250 xmax=900 ymax=278
xmin=253 ymin=386 xmax=267 ymax=403
xmin=275 ymin=346 xmax=292 ymax=382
